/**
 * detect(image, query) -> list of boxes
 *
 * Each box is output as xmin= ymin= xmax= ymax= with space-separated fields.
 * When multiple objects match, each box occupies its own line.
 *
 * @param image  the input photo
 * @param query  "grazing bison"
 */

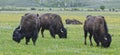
xmin=84 ymin=15 xmax=95 ymax=46
xmin=84 ymin=15 xmax=112 ymax=48
xmin=13 ymin=13 xmax=40 ymax=45
xmin=39 ymin=13 xmax=67 ymax=38
xmin=65 ymin=19 xmax=82 ymax=24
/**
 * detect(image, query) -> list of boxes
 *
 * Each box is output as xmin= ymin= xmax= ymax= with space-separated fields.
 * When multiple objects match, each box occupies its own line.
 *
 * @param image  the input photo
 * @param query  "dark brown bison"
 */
xmin=84 ymin=15 xmax=112 ymax=48
xmin=39 ymin=13 xmax=67 ymax=38
xmin=84 ymin=15 xmax=95 ymax=46
xmin=13 ymin=13 xmax=40 ymax=45
xmin=65 ymin=19 xmax=82 ymax=24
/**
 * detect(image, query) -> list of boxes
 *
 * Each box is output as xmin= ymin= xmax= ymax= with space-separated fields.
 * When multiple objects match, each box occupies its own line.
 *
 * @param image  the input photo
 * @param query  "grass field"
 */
xmin=0 ymin=11 xmax=120 ymax=55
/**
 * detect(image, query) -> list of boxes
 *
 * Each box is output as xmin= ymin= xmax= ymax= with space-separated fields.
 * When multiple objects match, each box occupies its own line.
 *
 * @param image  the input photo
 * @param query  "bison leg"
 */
xmin=25 ymin=37 xmax=30 ymax=45
xmin=41 ymin=28 xmax=45 ymax=38
xmin=93 ymin=34 xmax=100 ymax=46
xmin=84 ymin=30 xmax=88 ymax=45
xmin=49 ymin=27 xmax=55 ymax=38
xmin=32 ymin=30 xmax=38 ymax=45
xmin=89 ymin=33 xmax=93 ymax=46
xmin=32 ymin=37 xmax=37 ymax=45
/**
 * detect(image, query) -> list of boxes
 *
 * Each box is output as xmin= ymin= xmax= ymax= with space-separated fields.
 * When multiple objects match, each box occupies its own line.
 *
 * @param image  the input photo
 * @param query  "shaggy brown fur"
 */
xmin=13 ymin=13 xmax=40 ymax=45
xmin=39 ymin=13 xmax=67 ymax=38
xmin=84 ymin=15 xmax=112 ymax=48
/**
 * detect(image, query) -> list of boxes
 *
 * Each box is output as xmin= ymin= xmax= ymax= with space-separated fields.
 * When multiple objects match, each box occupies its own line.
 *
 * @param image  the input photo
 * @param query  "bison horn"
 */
xmin=104 ymin=37 xmax=107 ymax=40
xmin=60 ymin=28 xmax=64 ymax=33
xmin=18 ymin=26 xmax=21 ymax=31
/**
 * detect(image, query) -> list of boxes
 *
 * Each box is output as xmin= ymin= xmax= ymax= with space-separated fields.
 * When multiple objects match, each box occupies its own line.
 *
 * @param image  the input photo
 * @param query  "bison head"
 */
xmin=58 ymin=27 xmax=67 ymax=38
xmin=13 ymin=26 xmax=24 ymax=43
xmin=101 ymin=33 xmax=112 ymax=48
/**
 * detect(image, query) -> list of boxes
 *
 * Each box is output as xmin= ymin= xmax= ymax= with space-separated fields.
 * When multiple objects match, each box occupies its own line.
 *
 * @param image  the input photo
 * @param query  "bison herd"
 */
xmin=13 ymin=13 xmax=112 ymax=48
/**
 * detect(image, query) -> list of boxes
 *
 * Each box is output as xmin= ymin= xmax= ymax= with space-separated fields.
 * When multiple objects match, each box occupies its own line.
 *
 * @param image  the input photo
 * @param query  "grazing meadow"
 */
xmin=0 ymin=11 xmax=120 ymax=55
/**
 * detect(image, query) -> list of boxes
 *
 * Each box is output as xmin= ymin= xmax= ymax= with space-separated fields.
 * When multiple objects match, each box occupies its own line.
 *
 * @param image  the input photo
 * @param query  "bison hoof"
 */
xmin=84 ymin=42 xmax=87 ymax=45
xmin=96 ymin=44 xmax=99 ymax=47
xmin=26 ymin=43 xmax=28 ymax=45
xmin=90 ymin=44 xmax=93 ymax=46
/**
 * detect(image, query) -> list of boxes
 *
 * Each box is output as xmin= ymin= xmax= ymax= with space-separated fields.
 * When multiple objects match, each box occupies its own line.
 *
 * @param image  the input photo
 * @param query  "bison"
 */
xmin=84 ymin=15 xmax=112 ymax=48
xmin=13 ymin=13 xmax=40 ymax=45
xmin=39 ymin=13 xmax=67 ymax=38
xmin=65 ymin=19 xmax=82 ymax=24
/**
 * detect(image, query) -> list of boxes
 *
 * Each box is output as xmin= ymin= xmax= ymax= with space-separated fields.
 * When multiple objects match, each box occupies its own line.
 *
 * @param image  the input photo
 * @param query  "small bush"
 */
xmin=31 ymin=8 xmax=36 ymax=10
xmin=71 ymin=8 xmax=79 ymax=11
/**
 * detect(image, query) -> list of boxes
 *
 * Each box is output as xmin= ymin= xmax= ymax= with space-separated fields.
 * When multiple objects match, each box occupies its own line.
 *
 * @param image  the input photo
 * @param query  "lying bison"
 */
xmin=84 ymin=15 xmax=112 ymax=48
xmin=13 ymin=13 xmax=40 ymax=45
xmin=39 ymin=13 xmax=67 ymax=38
xmin=65 ymin=19 xmax=82 ymax=24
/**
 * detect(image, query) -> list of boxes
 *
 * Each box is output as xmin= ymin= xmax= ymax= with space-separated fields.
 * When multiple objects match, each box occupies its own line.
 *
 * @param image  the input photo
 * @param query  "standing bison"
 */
xmin=13 ymin=13 xmax=40 ymax=45
xmin=84 ymin=15 xmax=112 ymax=48
xmin=39 ymin=13 xmax=67 ymax=38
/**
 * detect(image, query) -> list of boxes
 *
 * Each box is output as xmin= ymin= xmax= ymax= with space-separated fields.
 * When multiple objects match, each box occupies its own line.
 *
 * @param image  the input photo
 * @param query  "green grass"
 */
xmin=0 ymin=11 xmax=120 ymax=55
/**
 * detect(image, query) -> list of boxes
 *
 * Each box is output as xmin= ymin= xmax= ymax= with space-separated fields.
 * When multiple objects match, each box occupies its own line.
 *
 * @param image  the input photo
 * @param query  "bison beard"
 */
xmin=13 ymin=13 xmax=40 ymax=45
xmin=39 ymin=13 xmax=67 ymax=38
